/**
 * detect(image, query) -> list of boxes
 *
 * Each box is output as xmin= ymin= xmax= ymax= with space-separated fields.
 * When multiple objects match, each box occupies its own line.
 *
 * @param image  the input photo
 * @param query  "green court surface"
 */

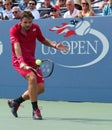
xmin=0 ymin=99 xmax=112 ymax=130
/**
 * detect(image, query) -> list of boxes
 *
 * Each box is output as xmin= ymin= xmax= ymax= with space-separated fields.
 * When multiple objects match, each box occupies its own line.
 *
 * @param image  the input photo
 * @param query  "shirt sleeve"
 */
xmin=10 ymin=26 xmax=19 ymax=44
xmin=36 ymin=24 xmax=46 ymax=42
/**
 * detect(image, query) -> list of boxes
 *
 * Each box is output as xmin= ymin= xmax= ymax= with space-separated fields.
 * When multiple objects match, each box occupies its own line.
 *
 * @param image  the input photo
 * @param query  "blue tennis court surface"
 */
xmin=0 ymin=99 xmax=112 ymax=130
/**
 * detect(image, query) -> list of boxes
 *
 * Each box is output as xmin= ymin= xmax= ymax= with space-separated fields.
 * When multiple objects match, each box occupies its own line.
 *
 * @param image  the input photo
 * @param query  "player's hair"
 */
xmin=20 ymin=11 xmax=34 ymax=20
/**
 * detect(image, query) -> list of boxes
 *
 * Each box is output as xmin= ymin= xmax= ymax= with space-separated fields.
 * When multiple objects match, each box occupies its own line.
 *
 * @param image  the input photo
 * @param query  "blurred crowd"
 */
xmin=0 ymin=0 xmax=112 ymax=20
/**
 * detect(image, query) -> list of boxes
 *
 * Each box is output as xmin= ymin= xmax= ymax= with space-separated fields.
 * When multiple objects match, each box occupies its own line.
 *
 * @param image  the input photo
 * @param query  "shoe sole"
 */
xmin=33 ymin=117 xmax=42 ymax=120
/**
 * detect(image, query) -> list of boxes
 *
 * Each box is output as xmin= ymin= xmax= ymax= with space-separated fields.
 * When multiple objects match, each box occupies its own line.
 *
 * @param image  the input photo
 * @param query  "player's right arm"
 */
xmin=13 ymin=42 xmax=27 ymax=69
xmin=10 ymin=26 xmax=27 ymax=69
xmin=14 ymin=42 xmax=22 ymax=58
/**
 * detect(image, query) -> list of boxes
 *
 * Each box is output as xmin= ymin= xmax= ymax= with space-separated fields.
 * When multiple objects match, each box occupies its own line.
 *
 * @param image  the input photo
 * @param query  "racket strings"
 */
xmin=31 ymin=60 xmax=54 ymax=78
xmin=40 ymin=61 xmax=53 ymax=77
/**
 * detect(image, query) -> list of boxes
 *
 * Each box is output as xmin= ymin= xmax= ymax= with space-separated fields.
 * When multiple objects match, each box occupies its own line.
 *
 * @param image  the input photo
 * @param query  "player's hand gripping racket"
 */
xmin=25 ymin=59 xmax=54 ymax=78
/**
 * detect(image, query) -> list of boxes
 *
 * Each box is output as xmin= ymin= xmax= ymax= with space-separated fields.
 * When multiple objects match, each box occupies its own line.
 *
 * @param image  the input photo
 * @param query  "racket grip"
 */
xmin=25 ymin=66 xmax=30 ymax=70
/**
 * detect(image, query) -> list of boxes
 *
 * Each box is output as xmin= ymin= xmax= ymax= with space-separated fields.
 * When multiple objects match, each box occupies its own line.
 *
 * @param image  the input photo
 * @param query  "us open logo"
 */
xmin=43 ymin=20 xmax=109 ymax=68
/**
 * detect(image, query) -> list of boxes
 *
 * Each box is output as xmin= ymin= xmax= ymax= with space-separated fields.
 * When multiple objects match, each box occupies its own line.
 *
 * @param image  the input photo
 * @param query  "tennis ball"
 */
xmin=36 ymin=59 xmax=42 ymax=65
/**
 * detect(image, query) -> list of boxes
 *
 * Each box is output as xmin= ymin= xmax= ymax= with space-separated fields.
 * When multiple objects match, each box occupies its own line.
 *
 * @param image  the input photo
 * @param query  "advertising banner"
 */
xmin=0 ymin=16 xmax=112 ymax=102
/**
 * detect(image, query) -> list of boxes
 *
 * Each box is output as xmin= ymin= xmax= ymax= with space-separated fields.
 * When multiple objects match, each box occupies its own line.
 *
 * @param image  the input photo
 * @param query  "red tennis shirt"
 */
xmin=10 ymin=23 xmax=46 ymax=66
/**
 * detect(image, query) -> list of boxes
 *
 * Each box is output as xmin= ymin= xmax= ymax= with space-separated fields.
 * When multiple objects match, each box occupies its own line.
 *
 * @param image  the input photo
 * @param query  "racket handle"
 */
xmin=25 ymin=66 xmax=31 ymax=70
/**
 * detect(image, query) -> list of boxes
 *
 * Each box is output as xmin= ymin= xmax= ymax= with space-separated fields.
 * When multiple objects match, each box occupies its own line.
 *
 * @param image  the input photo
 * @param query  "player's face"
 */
xmin=20 ymin=17 xmax=33 ymax=31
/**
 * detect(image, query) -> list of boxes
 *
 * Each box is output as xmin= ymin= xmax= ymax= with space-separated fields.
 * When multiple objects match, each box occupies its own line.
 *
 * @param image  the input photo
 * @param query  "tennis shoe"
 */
xmin=8 ymin=99 xmax=20 ymax=118
xmin=33 ymin=109 xmax=42 ymax=120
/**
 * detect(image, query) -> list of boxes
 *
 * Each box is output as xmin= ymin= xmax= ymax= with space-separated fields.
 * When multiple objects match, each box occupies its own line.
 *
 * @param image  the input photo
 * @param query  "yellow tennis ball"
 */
xmin=36 ymin=59 xmax=42 ymax=65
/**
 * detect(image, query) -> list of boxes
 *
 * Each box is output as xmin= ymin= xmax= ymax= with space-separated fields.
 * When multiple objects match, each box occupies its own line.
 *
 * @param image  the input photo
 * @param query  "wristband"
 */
xmin=54 ymin=44 xmax=58 ymax=49
xmin=17 ymin=56 xmax=24 ymax=64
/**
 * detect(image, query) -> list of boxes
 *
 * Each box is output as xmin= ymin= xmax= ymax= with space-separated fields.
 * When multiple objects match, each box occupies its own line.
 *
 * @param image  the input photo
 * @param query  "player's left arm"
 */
xmin=36 ymin=24 xmax=68 ymax=52
xmin=42 ymin=38 xmax=68 ymax=52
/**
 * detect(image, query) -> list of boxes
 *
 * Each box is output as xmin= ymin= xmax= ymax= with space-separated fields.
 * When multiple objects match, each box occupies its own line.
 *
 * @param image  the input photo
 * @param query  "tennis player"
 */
xmin=8 ymin=11 xmax=68 ymax=120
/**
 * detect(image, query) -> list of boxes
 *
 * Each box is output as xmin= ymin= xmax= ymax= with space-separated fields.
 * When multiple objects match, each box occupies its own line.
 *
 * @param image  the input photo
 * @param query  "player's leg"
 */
xmin=8 ymin=65 xmax=44 ymax=119
xmin=8 ymin=91 xmax=29 ymax=118
xmin=21 ymin=83 xmax=45 ymax=100
xmin=25 ymin=72 xmax=44 ymax=120
xmin=8 ymin=82 xmax=45 ymax=118
xmin=31 ymin=83 xmax=45 ymax=119
xmin=7 ymin=67 xmax=32 ymax=118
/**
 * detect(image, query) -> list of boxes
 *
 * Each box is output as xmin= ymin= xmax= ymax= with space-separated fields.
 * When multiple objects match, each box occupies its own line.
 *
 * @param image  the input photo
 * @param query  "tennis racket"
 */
xmin=26 ymin=59 xmax=54 ymax=78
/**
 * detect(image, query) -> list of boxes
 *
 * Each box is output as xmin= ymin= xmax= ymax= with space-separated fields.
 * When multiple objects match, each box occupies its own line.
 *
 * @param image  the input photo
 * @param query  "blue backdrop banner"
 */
xmin=0 ymin=16 xmax=112 ymax=102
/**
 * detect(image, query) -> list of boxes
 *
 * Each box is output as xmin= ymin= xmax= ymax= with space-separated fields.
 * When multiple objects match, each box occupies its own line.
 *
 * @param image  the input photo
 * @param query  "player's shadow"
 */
xmin=17 ymin=116 xmax=112 ymax=124
xmin=44 ymin=117 xmax=112 ymax=124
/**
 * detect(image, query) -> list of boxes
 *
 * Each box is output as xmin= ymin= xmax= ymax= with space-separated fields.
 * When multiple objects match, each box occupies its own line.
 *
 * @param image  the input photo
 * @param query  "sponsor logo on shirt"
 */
xmin=33 ymin=28 xmax=36 ymax=32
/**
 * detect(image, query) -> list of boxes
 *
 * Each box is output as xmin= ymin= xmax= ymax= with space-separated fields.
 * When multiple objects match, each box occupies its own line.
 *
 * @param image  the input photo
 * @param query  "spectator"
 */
xmin=12 ymin=6 xmax=22 ymax=19
xmin=63 ymin=0 xmax=79 ymax=18
xmin=36 ymin=0 xmax=54 ymax=10
xmin=56 ymin=0 xmax=66 ymax=7
xmin=26 ymin=0 xmax=40 ymax=19
xmin=56 ymin=0 xmax=68 ymax=16
xmin=12 ymin=0 xmax=18 ymax=6
xmin=74 ymin=0 xmax=82 ymax=10
xmin=50 ymin=4 xmax=62 ymax=18
xmin=19 ymin=0 xmax=28 ymax=10
xmin=91 ymin=0 xmax=105 ymax=10
xmin=102 ymin=0 xmax=112 ymax=16
xmin=0 ymin=0 xmax=4 ymax=12
xmin=38 ymin=0 xmax=52 ymax=18
xmin=0 ymin=12 xmax=3 ymax=19
xmin=99 ymin=0 xmax=109 ymax=10
xmin=2 ymin=0 xmax=13 ymax=20
xmin=51 ymin=0 xmax=56 ymax=5
xmin=74 ymin=0 xmax=94 ymax=18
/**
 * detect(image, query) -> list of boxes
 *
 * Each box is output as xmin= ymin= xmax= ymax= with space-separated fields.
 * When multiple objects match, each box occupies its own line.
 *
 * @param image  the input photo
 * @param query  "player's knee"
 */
xmin=38 ymin=83 xmax=45 ymax=94
xmin=39 ymin=87 xmax=45 ymax=94
xmin=28 ymin=75 xmax=37 ymax=84
xmin=41 ymin=86 xmax=45 ymax=93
